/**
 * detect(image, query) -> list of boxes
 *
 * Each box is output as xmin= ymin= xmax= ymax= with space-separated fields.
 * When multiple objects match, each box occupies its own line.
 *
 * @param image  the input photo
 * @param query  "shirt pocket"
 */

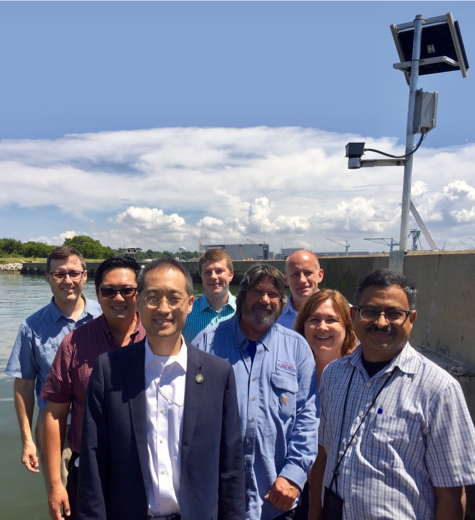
xmin=367 ymin=414 xmax=419 ymax=468
xmin=270 ymin=372 xmax=298 ymax=421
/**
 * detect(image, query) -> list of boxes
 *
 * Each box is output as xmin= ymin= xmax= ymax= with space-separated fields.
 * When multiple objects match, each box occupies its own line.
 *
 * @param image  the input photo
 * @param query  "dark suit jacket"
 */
xmin=77 ymin=340 xmax=245 ymax=520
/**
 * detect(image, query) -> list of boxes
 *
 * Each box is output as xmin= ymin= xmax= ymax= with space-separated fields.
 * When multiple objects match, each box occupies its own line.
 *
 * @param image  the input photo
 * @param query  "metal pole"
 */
xmin=399 ymin=14 xmax=424 ymax=251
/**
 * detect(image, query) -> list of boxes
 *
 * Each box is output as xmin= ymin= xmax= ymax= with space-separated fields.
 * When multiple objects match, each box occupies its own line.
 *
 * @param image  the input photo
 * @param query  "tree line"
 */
xmin=0 ymin=236 xmax=198 ymax=261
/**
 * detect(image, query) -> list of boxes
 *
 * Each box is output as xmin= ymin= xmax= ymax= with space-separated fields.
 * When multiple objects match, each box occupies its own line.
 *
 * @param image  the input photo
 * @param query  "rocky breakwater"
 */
xmin=0 ymin=262 xmax=23 ymax=273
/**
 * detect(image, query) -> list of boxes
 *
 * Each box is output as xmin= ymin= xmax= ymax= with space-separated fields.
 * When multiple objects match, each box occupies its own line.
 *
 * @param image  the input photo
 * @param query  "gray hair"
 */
xmin=236 ymin=264 xmax=287 ymax=315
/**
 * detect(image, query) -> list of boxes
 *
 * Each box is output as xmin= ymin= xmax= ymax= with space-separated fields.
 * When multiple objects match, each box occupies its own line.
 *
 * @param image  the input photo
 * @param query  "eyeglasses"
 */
xmin=50 ymin=271 xmax=84 ymax=282
xmin=142 ymin=294 xmax=188 ymax=309
xmin=99 ymin=287 xmax=137 ymax=299
xmin=356 ymin=306 xmax=411 ymax=323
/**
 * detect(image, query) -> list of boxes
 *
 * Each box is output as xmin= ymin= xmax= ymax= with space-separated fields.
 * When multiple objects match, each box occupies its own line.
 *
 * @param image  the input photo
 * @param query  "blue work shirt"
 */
xmin=276 ymin=297 xmax=299 ymax=330
xmin=193 ymin=315 xmax=319 ymax=520
xmin=5 ymin=296 xmax=102 ymax=409
xmin=182 ymin=292 xmax=236 ymax=343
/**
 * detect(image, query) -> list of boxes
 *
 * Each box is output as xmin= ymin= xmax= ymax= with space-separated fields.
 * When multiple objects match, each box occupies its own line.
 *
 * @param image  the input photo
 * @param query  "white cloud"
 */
xmin=32 ymin=230 xmax=79 ymax=245
xmin=3 ymin=126 xmax=475 ymax=253
xmin=451 ymin=207 xmax=475 ymax=223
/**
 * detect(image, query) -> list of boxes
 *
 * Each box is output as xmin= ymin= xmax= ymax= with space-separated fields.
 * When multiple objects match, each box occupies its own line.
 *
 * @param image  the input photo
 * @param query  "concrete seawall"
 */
xmin=21 ymin=250 xmax=475 ymax=365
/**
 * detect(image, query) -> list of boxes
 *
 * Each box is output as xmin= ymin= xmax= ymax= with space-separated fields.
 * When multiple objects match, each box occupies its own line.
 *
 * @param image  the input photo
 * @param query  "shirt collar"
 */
xmin=144 ymin=335 xmax=188 ymax=373
xmin=350 ymin=342 xmax=418 ymax=376
xmin=282 ymin=296 xmax=298 ymax=315
xmin=234 ymin=314 xmax=272 ymax=351
xmin=83 ymin=295 xmax=100 ymax=317
xmin=198 ymin=291 xmax=237 ymax=312
xmin=283 ymin=290 xmax=320 ymax=316
xmin=49 ymin=294 xmax=88 ymax=323
xmin=99 ymin=312 xmax=143 ymax=340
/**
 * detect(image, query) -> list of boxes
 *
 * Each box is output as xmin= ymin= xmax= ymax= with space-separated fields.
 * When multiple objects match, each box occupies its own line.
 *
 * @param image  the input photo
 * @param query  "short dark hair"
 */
xmin=236 ymin=264 xmax=287 ymax=316
xmin=198 ymin=249 xmax=233 ymax=275
xmin=46 ymin=246 xmax=85 ymax=273
xmin=353 ymin=268 xmax=417 ymax=310
xmin=137 ymin=257 xmax=193 ymax=296
xmin=94 ymin=256 xmax=141 ymax=288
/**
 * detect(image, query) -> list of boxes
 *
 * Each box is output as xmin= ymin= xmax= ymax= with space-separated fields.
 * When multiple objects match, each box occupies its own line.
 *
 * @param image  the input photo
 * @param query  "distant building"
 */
xmin=280 ymin=248 xmax=304 ymax=259
xmin=125 ymin=247 xmax=142 ymax=259
xmin=204 ymin=243 xmax=271 ymax=261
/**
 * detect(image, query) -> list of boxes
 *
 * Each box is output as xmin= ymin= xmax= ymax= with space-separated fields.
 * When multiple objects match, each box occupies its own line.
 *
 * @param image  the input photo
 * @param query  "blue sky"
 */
xmin=1 ymin=1 xmax=474 ymax=254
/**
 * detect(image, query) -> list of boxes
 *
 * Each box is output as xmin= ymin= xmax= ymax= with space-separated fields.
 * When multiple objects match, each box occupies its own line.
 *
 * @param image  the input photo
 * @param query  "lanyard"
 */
xmin=329 ymin=365 xmax=398 ymax=493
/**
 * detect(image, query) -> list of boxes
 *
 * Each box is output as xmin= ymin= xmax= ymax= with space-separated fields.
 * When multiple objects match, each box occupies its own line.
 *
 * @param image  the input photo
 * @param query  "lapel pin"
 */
xmin=195 ymin=373 xmax=204 ymax=384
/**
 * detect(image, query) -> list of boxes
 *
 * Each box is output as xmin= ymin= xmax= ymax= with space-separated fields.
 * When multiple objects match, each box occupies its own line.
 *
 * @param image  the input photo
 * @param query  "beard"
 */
xmin=242 ymin=301 xmax=278 ymax=327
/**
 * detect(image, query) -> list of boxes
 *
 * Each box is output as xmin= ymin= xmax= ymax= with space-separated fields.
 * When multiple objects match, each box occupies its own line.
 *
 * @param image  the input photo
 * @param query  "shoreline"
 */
xmin=0 ymin=263 xmax=23 ymax=273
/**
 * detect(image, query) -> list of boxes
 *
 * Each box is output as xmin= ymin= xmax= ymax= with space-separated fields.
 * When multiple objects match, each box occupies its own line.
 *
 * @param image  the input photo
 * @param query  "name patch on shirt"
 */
xmin=277 ymin=360 xmax=297 ymax=376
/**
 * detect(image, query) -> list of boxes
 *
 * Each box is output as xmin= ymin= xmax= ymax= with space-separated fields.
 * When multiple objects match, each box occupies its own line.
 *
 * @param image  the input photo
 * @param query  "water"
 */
xmin=0 ymin=274 xmax=97 ymax=518
xmin=0 ymin=273 xmax=216 ymax=518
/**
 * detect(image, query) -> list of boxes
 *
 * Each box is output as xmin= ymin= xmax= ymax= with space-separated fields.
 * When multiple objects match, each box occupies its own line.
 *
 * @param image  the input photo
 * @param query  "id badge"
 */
xmin=322 ymin=486 xmax=344 ymax=520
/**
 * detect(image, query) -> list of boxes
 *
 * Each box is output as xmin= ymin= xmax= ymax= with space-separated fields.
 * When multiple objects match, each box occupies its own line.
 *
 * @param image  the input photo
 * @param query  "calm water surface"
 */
xmin=0 ymin=273 xmax=213 ymax=519
xmin=0 ymin=274 xmax=99 ymax=519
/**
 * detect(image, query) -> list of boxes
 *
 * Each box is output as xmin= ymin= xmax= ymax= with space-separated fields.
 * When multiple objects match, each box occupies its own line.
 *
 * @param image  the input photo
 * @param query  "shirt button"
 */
xmin=249 ymin=418 xmax=254 ymax=423
xmin=251 ymin=397 xmax=255 ymax=401
xmin=160 ymin=408 xmax=165 ymax=414
xmin=352 ymin=438 xmax=357 ymax=444
xmin=246 ymin=358 xmax=250 ymax=362
xmin=345 ymin=502 xmax=350 ymax=508
xmin=345 ymin=470 xmax=350 ymax=475
xmin=366 ymin=382 xmax=371 ymax=387
xmin=359 ymin=411 xmax=364 ymax=416
xmin=159 ymin=439 xmax=163 ymax=444
xmin=252 ymin=378 xmax=256 ymax=382
xmin=247 ymin=439 xmax=252 ymax=445
xmin=160 ymin=469 xmax=165 ymax=475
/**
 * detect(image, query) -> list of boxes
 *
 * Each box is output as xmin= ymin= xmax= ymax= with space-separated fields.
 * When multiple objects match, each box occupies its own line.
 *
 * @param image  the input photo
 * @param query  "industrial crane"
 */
xmin=326 ymin=238 xmax=350 ymax=256
xmin=364 ymin=237 xmax=399 ymax=252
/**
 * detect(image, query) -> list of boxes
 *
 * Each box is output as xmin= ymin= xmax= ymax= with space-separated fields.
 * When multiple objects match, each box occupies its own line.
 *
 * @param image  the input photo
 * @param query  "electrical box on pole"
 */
xmin=414 ymin=90 xmax=438 ymax=133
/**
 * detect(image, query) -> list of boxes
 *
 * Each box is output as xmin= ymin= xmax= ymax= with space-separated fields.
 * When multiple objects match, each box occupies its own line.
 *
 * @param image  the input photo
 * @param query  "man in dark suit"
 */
xmin=77 ymin=257 xmax=245 ymax=520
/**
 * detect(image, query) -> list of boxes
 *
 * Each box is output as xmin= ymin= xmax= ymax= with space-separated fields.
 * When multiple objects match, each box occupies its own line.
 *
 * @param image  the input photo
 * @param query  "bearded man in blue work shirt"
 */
xmin=193 ymin=264 xmax=318 ymax=520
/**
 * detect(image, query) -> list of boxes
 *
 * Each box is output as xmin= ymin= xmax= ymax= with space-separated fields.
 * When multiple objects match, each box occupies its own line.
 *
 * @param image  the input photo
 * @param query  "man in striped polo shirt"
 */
xmin=183 ymin=249 xmax=236 ymax=342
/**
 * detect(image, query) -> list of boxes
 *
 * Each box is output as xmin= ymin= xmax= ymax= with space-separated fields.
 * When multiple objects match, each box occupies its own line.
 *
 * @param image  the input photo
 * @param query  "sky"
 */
xmin=1 ymin=1 xmax=474 ymax=255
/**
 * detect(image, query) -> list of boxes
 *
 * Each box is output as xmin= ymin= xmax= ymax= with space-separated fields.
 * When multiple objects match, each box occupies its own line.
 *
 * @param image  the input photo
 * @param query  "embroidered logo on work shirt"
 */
xmin=277 ymin=360 xmax=297 ymax=376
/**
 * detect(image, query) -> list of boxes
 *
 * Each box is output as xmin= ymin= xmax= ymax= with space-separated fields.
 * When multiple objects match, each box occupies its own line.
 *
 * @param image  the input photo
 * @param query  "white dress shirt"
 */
xmin=145 ymin=338 xmax=188 ymax=517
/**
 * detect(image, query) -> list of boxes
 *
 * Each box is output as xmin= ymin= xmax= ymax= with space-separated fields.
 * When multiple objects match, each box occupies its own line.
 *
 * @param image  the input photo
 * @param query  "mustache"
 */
xmin=252 ymin=304 xmax=273 ymax=312
xmin=364 ymin=323 xmax=395 ymax=334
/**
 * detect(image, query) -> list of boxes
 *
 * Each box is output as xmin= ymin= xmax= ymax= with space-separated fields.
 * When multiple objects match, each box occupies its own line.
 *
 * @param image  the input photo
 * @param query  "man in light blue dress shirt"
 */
xmin=5 ymin=246 xmax=101 ymax=482
xmin=277 ymin=250 xmax=323 ymax=330
xmin=183 ymin=249 xmax=236 ymax=342
xmin=193 ymin=264 xmax=318 ymax=520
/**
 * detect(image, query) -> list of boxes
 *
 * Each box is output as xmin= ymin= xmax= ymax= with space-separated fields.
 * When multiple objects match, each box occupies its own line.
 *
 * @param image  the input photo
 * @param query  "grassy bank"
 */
xmin=0 ymin=258 xmax=105 ymax=264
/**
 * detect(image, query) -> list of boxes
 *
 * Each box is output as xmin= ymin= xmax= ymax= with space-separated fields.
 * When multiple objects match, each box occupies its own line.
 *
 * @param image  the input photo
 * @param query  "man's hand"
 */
xmin=21 ymin=438 xmax=39 ymax=473
xmin=264 ymin=476 xmax=300 ymax=511
xmin=48 ymin=483 xmax=70 ymax=520
xmin=14 ymin=378 xmax=38 ymax=473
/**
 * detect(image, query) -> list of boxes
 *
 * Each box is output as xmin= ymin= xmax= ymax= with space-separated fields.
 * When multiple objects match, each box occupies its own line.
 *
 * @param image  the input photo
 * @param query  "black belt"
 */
xmin=148 ymin=515 xmax=180 ymax=520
